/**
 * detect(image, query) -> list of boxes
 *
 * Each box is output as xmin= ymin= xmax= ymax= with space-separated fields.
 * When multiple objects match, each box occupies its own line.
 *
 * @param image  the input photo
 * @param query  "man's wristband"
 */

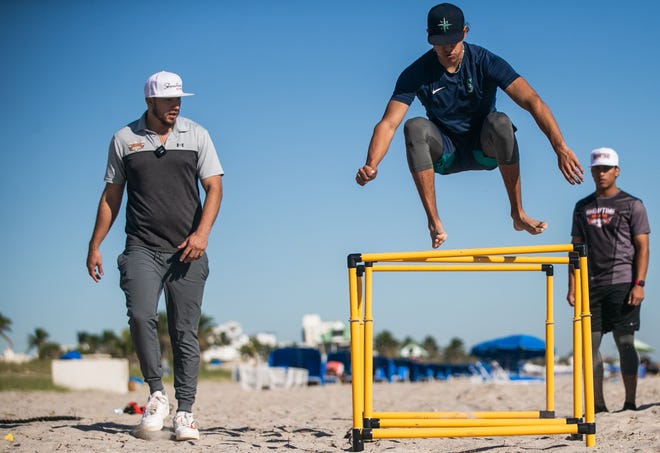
xmin=634 ymin=279 xmax=645 ymax=287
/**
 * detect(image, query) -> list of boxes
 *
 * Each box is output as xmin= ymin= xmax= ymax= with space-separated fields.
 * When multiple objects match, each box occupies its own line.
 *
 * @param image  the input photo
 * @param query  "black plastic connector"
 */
xmin=577 ymin=422 xmax=596 ymax=435
xmin=542 ymin=264 xmax=554 ymax=276
xmin=363 ymin=418 xmax=380 ymax=428
xmin=351 ymin=428 xmax=364 ymax=451
xmin=347 ymin=253 xmax=362 ymax=269
xmin=573 ymin=243 xmax=588 ymax=257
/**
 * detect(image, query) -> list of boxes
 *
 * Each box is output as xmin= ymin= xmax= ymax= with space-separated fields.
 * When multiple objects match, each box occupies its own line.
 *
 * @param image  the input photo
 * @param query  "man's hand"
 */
xmin=177 ymin=232 xmax=208 ymax=262
xmin=356 ymin=165 xmax=377 ymax=186
xmin=557 ymin=147 xmax=585 ymax=185
xmin=86 ymin=248 xmax=104 ymax=282
xmin=566 ymin=290 xmax=576 ymax=307
xmin=628 ymin=285 xmax=645 ymax=306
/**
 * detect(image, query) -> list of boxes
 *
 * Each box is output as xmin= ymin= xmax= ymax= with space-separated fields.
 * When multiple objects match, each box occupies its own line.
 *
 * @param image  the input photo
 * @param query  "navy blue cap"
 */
xmin=427 ymin=3 xmax=465 ymax=45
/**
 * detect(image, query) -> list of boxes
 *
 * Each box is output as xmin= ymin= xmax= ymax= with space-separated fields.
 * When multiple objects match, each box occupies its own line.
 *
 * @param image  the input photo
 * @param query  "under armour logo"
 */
xmin=176 ymin=143 xmax=185 ymax=148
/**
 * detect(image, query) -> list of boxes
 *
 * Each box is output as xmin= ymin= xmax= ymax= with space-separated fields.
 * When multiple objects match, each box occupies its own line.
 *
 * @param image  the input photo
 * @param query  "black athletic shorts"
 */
xmin=589 ymin=283 xmax=640 ymax=333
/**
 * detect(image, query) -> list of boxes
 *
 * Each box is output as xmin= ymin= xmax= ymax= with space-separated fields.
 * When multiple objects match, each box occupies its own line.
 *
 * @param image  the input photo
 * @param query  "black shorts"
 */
xmin=589 ymin=283 xmax=640 ymax=334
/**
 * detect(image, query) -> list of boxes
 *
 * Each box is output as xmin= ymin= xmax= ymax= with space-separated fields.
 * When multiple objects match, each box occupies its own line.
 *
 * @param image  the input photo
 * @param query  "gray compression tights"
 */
xmin=404 ymin=112 xmax=520 ymax=172
xmin=592 ymin=331 xmax=639 ymax=376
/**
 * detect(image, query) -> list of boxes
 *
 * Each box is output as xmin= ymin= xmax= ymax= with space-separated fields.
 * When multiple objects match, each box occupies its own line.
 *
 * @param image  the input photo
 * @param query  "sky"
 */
xmin=1 ymin=0 xmax=658 ymax=360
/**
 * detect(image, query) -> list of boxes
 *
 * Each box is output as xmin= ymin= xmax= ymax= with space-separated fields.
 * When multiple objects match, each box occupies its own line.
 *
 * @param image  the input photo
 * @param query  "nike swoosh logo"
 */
xmin=432 ymin=87 xmax=446 ymax=94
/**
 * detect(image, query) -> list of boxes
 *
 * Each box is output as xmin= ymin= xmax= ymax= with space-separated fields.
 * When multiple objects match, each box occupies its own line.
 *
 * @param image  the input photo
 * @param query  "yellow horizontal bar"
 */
xmin=372 ymin=411 xmax=543 ymax=419
xmin=424 ymin=256 xmax=569 ymax=264
xmin=369 ymin=424 xmax=579 ymax=439
xmin=379 ymin=418 xmax=571 ymax=428
xmin=360 ymin=244 xmax=575 ymax=263
xmin=372 ymin=264 xmax=544 ymax=272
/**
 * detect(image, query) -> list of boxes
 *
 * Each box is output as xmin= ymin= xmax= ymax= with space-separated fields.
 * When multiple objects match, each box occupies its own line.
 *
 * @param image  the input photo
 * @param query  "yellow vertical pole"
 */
xmin=579 ymin=255 xmax=596 ymax=447
xmin=356 ymin=269 xmax=365 ymax=423
xmin=545 ymin=269 xmax=555 ymax=412
xmin=348 ymin=265 xmax=364 ymax=438
xmin=572 ymin=267 xmax=583 ymax=420
xmin=364 ymin=264 xmax=375 ymax=419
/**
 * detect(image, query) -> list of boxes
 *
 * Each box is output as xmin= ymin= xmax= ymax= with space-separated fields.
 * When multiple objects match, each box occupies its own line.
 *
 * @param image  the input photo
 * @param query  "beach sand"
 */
xmin=1 ymin=374 xmax=659 ymax=452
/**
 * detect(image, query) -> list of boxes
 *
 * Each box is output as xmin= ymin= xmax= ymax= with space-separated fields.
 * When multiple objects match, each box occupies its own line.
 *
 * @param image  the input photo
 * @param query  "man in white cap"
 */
xmin=568 ymin=147 xmax=650 ymax=413
xmin=356 ymin=3 xmax=584 ymax=248
xmin=86 ymin=71 xmax=224 ymax=440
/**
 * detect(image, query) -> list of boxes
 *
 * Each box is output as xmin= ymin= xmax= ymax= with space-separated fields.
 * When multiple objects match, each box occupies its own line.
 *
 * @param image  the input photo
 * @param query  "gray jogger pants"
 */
xmin=118 ymin=245 xmax=209 ymax=413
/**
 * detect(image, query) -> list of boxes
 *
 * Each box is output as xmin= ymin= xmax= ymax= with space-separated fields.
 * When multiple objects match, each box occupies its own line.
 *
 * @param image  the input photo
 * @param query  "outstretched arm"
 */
xmin=177 ymin=175 xmax=223 ymax=263
xmin=505 ymin=77 xmax=584 ymax=185
xmin=356 ymin=100 xmax=409 ymax=186
xmin=87 ymin=183 xmax=125 ymax=282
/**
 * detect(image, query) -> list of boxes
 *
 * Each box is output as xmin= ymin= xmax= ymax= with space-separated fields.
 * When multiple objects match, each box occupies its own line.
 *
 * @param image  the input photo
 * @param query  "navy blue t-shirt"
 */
xmin=392 ymin=42 xmax=519 ymax=142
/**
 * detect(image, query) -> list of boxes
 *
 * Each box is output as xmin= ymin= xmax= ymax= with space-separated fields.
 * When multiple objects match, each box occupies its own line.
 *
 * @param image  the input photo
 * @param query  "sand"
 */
xmin=1 ymin=375 xmax=659 ymax=452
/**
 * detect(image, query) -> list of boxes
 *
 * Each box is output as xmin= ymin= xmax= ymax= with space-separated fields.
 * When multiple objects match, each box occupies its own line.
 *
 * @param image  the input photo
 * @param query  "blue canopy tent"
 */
xmin=470 ymin=334 xmax=546 ymax=372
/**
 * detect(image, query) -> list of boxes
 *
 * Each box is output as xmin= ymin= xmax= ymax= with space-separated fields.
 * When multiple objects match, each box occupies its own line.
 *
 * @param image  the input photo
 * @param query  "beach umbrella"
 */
xmin=634 ymin=338 xmax=654 ymax=353
xmin=470 ymin=334 xmax=546 ymax=371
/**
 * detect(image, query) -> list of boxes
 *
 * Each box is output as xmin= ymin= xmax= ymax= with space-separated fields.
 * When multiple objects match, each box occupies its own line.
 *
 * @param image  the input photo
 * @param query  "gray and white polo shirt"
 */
xmin=105 ymin=113 xmax=224 ymax=252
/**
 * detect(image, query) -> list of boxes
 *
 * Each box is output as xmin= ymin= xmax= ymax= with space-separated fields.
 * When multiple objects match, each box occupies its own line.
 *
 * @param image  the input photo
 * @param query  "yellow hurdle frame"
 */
xmin=346 ymin=244 xmax=595 ymax=451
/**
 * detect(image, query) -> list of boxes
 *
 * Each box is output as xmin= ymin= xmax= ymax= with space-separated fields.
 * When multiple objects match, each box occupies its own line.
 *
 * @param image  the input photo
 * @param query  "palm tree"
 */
xmin=157 ymin=311 xmax=172 ymax=364
xmin=443 ymin=337 xmax=468 ymax=364
xmin=197 ymin=313 xmax=216 ymax=352
xmin=374 ymin=330 xmax=400 ymax=358
xmin=239 ymin=336 xmax=273 ymax=361
xmin=39 ymin=342 xmax=63 ymax=360
xmin=100 ymin=329 xmax=119 ymax=355
xmin=422 ymin=335 xmax=441 ymax=360
xmin=0 ymin=312 xmax=13 ymax=349
xmin=27 ymin=327 xmax=49 ymax=355
xmin=28 ymin=328 xmax=61 ymax=359
xmin=77 ymin=331 xmax=100 ymax=353
xmin=117 ymin=328 xmax=136 ymax=359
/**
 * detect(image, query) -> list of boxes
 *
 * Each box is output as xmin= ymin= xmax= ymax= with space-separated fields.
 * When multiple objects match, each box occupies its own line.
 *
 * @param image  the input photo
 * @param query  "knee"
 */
xmin=482 ymin=112 xmax=518 ymax=164
xmin=404 ymin=117 xmax=430 ymax=138
xmin=617 ymin=340 xmax=637 ymax=355
xmin=484 ymin=112 xmax=513 ymax=137
xmin=128 ymin=310 xmax=157 ymax=328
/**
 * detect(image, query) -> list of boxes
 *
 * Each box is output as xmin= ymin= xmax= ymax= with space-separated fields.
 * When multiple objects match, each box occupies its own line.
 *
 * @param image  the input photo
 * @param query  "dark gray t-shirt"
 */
xmin=105 ymin=113 xmax=223 ymax=252
xmin=571 ymin=190 xmax=650 ymax=287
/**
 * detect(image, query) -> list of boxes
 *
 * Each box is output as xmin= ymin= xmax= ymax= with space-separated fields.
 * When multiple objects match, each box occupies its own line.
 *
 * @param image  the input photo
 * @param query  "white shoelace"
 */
xmin=145 ymin=393 xmax=166 ymax=415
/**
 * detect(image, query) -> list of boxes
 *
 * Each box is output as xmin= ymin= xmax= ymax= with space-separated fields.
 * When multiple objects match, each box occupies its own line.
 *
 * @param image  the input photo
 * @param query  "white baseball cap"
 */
xmin=144 ymin=71 xmax=194 ymax=98
xmin=590 ymin=147 xmax=619 ymax=167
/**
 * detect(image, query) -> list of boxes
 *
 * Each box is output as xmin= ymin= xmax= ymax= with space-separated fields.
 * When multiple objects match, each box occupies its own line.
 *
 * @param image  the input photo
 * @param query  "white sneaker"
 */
xmin=173 ymin=411 xmax=200 ymax=441
xmin=139 ymin=391 xmax=170 ymax=431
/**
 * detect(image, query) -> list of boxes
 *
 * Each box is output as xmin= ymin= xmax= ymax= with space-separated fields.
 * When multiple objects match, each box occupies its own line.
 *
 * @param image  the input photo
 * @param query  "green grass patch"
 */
xmin=199 ymin=366 xmax=233 ymax=381
xmin=131 ymin=362 xmax=233 ymax=384
xmin=1 ymin=360 xmax=232 ymax=392
xmin=0 ymin=360 xmax=66 ymax=392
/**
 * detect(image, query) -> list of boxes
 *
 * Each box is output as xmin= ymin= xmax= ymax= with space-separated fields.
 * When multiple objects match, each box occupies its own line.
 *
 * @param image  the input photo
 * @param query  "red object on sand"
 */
xmin=123 ymin=401 xmax=145 ymax=414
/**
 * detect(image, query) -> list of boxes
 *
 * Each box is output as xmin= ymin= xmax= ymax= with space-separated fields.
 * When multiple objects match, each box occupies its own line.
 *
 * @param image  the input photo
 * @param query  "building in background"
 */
xmin=302 ymin=314 xmax=349 ymax=351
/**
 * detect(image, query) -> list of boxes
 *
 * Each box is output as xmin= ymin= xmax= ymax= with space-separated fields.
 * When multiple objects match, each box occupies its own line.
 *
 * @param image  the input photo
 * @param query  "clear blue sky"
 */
xmin=1 ymin=0 xmax=658 ymax=360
